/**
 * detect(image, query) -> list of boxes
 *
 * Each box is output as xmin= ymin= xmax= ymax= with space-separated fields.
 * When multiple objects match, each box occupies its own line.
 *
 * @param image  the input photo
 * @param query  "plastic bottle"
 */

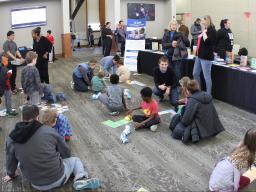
xmin=120 ymin=132 xmax=128 ymax=144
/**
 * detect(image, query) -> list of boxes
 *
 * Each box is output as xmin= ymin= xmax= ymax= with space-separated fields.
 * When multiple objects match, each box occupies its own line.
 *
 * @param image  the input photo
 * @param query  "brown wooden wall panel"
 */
xmin=99 ymin=0 xmax=105 ymax=25
xmin=61 ymin=33 xmax=72 ymax=58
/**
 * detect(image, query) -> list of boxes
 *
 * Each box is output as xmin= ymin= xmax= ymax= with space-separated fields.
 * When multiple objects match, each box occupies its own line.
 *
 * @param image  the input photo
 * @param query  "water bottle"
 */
xmin=124 ymin=89 xmax=131 ymax=100
xmin=120 ymin=132 xmax=128 ymax=144
xmin=124 ymin=125 xmax=131 ymax=135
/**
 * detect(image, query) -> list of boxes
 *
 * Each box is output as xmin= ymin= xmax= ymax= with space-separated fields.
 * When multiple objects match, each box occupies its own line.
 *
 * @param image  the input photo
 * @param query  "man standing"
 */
xmin=3 ymin=31 xmax=25 ymax=94
xmin=116 ymin=20 xmax=126 ymax=57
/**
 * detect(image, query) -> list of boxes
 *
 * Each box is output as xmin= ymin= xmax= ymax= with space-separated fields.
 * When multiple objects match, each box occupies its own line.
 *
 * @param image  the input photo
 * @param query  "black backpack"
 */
xmin=0 ymin=67 xmax=8 ymax=97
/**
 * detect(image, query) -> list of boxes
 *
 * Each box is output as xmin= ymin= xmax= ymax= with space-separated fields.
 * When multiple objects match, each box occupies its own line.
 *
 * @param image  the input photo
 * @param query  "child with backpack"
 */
xmin=0 ymin=62 xmax=18 ymax=117
xmin=42 ymin=109 xmax=72 ymax=141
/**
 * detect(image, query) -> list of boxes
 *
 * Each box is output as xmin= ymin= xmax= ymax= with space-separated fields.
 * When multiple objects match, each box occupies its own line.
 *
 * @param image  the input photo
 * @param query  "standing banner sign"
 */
xmin=124 ymin=19 xmax=146 ymax=71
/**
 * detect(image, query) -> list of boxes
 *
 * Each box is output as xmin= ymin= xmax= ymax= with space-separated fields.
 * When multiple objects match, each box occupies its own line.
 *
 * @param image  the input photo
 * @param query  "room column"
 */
xmin=171 ymin=0 xmax=176 ymax=20
xmin=61 ymin=0 xmax=72 ymax=58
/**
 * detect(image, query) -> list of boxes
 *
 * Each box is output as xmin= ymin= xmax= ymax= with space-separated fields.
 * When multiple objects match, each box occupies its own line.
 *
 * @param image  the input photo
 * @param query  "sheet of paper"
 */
xmin=102 ymin=119 xmax=131 ymax=128
xmin=130 ymin=80 xmax=146 ymax=86
xmin=158 ymin=109 xmax=176 ymax=116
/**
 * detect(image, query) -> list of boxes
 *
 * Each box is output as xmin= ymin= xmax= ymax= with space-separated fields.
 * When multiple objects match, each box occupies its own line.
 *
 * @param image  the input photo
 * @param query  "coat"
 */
xmin=181 ymin=91 xmax=224 ymax=139
xmin=197 ymin=26 xmax=216 ymax=61
xmin=162 ymin=31 xmax=181 ymax=58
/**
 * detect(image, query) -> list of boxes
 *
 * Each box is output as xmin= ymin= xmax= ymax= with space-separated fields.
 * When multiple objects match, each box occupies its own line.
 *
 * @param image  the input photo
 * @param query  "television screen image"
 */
xmin=11 ymin=6 xmax=47 ymax=29
xmin=127 ymin=3 xmax=155 ymax=21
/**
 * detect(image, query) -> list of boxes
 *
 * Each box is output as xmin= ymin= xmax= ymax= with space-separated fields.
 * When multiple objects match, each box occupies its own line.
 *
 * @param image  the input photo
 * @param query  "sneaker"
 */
xmin=73 ymin=178 xmax=101 ymax=190
xmin=6 ymin=111 xmax=18 ymax=117
xmin=109 ymin=111 xmax=120 ymax=116
xmin=70 ymin=81 xmax=74 ymax=89
xmin=150 ymin=125 xmax=158 ymax=132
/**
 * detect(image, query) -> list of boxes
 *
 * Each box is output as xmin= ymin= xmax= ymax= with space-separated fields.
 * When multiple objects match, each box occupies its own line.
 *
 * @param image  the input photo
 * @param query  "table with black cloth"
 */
xmin=137 ymin=50 xmax=256 ymax=114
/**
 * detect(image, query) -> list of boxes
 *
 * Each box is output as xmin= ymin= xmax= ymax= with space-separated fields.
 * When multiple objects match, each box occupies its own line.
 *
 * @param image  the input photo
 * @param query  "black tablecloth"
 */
xmin=137 ymin=50 xmax=256 ymax=114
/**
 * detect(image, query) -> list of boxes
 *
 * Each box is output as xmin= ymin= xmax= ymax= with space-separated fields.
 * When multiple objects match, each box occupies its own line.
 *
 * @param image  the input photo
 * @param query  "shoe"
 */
xmin=70 ymin=81 xmax=74 ymax=89
xmin=6 ymin=111 xmax=18 ymax=117
xmin=150 ymin=125 xmax=158 ymax=132
xmin=73 ymin=178 xmax=101 ymax=190
xmin=64 ymin=136 xmax=71 ymax=142
xmin=12 ymin=89 xmax=18 ymax=95
xmin=109 ymin=111 xmax=120 ymax=116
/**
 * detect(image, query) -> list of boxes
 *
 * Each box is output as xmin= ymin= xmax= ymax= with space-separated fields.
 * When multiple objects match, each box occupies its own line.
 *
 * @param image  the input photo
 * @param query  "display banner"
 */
xmin=124 ymin=19 xmax=146 ymax=71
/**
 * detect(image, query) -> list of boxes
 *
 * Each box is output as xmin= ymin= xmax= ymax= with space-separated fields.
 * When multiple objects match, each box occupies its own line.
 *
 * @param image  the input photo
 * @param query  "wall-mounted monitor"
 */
xmin=11 ymin=6 xmax=47 ymax=29
xmin=128 ymin=3 xmax=155 ymax=21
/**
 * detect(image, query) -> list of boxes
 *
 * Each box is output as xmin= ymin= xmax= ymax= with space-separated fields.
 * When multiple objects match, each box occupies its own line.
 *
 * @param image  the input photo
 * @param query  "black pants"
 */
xmin=36 ymin=60 xmax=49 ymax=84
xmin=132 ymin=115 xmax=160 ymax=129
xmin=104 ymin=38 xmax=112 ymax=57
xmin=7 ymin=62 xmax=17 ymax=90
xmin=121 ymin=41 xmax=125 ymax=57
xmin=72 ymin=73 xmax=89 ymax=92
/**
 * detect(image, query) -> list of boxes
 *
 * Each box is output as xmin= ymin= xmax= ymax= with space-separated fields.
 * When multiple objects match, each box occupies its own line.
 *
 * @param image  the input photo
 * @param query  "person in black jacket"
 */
xmin=193 ymin=15 xmax=216 ymax=95
xmin=215 ymin=19 xmax=234 ymax=59
xmin=153 ymin=56 xmax=179 ymax=108
xmin=32 ymin=27 xmax=52 ymax=84
xmin=162 ymin=20 xmax=189 ymax=80
xmin=102 ymin=22 xmax=113 ymax=57
xmin=171 ymin=80 xmax=224 ymax=144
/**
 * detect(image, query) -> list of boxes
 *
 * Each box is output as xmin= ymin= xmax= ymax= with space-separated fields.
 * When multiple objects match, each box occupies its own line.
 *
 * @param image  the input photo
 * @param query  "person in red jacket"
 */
xmin=46 ymin=30 xmax=55 ymax=63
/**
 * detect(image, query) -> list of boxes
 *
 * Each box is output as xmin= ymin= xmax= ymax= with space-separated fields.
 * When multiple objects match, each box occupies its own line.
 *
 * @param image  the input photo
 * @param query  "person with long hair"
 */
xmin=193 ymin=15 xmax=216 ymax=95
xmin=209 ymin=128 xmax=256 ymax=191
xmin=32 ymin=27 xmax=52 ymax=84
xmin=215 ymin=19 xmax=234 ymax=59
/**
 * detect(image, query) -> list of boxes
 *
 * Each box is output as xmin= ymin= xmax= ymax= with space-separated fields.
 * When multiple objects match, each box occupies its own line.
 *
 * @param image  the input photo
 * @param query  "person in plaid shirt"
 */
xmin=42 ymin=109 xmax=72 ymax=141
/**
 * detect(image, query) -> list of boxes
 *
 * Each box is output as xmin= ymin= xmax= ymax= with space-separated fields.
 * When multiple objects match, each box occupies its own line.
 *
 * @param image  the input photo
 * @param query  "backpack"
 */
xmin=0 ymin=66 xmax=8 ymax=97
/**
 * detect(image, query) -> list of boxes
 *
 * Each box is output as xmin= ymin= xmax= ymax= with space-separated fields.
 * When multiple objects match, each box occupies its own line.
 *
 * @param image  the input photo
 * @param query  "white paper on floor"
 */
xmin=129 ymin=80 xmax=146 ymax=86
xmin=0 ymin=108 xmax=17 ymax=117
xmin=158 ymin=109 xmax=176 ymax=116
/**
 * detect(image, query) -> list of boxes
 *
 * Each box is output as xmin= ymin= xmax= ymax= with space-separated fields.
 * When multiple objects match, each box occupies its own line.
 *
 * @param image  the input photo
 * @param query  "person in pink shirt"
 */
xmin=128 ymin=87 xmax=160 ymax=132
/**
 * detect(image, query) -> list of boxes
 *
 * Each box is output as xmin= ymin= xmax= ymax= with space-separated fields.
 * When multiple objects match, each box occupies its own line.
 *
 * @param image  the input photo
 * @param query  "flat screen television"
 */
xmin=11 ymin=6 xmax=47 ymax=29
xmin=127 ymin=3 xmax=155 ymax=21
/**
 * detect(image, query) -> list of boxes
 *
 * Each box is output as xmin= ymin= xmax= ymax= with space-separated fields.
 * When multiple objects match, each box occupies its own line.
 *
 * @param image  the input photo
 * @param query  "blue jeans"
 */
xmin=193 ymin=57 xmax=213 ymax=95
xmin=72 ymin=73 xmax=89 ymax=92
xmin=171 ymin=60 xmax=183 ymax=80
xmin=153 ymin=86 xmax=178 ymax=106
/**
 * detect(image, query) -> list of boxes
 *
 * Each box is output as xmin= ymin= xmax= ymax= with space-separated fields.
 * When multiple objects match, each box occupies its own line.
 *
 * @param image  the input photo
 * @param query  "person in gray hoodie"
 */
xmin=3 ymin=105 xmax=101 ymax=191
xmin=171 ymin=80 xmax=224 ymax=144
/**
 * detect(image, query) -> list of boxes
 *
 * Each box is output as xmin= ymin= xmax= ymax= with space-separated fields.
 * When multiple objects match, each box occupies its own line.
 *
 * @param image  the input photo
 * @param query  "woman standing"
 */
xmin=102 ymin=22 xmax=113 ymax=57
xmin=215 ymin=19 xmax=234 ymax=59
xmin=32 ymin=27 xmax=52 ymax=84
xmin=193 ymin=15 xmax=216 ymax=95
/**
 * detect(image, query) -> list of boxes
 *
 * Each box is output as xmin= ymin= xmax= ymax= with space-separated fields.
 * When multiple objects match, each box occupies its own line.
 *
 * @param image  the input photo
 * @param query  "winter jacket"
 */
xmin=215 ymin=28 xmax=234 ymax=59
xmin=181 ymin=91 xmax=224 ymax=140
xmin=6 ymin=120 xmax=70 ymax=186
xmin=162 ymin=31 xmax=181 ymax=58
xmin=172 ymin=34 xmax=190 ymax=61
xmin=197 ymin=26 xmax=217 ymax=61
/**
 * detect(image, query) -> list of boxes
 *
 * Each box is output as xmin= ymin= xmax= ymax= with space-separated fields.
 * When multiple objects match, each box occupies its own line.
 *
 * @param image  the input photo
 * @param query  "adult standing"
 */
xmin=179 ymin=22 xmax=189 ymax=38
xmin=3 ymin=31 xmax=25 ymax=94
xmin=46 ymin=30 xmax=55 ymax=62
xmin=32 ymin=27 xmax=52 ymax=84
xmin=153 ymin=56 xmax=179 ymax=108
xmin=215 ymin=19 xmax=234 ymax=59
xmin=190 ymin=18 xmax=202 ymax=49
xmin=193 ymin=15 xmax=216 ymax=95
xmin=102 ymin=22 xmax=113 ymax=57
xmin=100 ymin=55 xmax=120 ymax=77
xmin=163 ymin=20 xmax=189 ymax=80
xmin=116 ymin=20 xmax=126 ymax=57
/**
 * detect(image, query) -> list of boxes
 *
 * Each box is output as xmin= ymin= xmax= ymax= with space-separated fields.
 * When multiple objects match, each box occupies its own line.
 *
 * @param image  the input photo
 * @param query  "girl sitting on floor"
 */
xmin=42 ymin=109 xmax=72 ymax=141
xmin=209 ymin=128 xmax=256 ymax=191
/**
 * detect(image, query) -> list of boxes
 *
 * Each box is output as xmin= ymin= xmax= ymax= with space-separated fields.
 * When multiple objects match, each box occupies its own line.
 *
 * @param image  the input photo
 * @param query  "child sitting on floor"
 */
xmin=91 ymin=70 xmax=106 ymax=93
xmin=176 ymin=76 xmax=191 ymax=115
xmin=42 ymin=109 xmax=72 ymax=141
xmin=209 ymin=128 xmax=256 ymax=191
xmin=127 ymin=87 xmax=160 ymax=132
xmin=98 ymin=74 xmax=127 ymax=115
xmin=116 ymin=60 xmax=130 ymax=83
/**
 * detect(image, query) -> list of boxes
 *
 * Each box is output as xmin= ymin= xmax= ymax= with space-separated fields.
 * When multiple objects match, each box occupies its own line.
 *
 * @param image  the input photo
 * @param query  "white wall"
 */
xmin=120 ymin=0 xmax=172 ymax=38
xmin=176 ymin=0 xmax=256 ymax=57
xmin=0 ymin=0 xmax=63 ymax=54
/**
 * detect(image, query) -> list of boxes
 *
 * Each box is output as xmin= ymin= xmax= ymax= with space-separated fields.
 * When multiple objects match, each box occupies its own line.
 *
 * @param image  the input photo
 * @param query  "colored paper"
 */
xmin=102 ymin=119 xmax=131 ymax=128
